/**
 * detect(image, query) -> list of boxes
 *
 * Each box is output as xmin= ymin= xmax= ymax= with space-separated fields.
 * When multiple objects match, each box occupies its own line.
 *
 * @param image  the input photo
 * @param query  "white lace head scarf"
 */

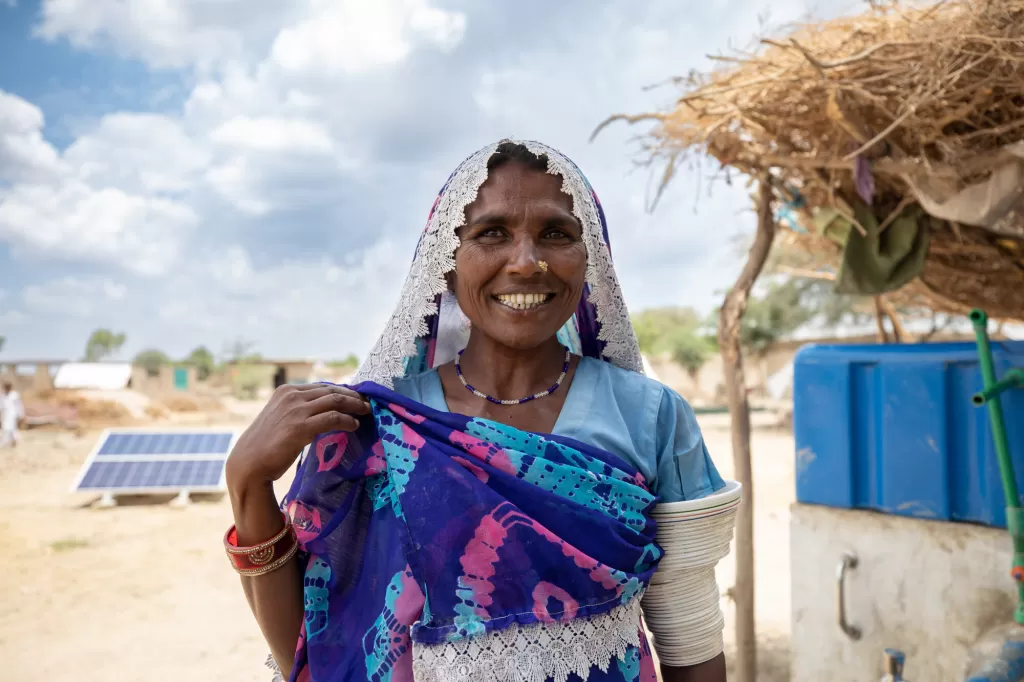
xmin=354 ymin=139 xmax=643 ymax=388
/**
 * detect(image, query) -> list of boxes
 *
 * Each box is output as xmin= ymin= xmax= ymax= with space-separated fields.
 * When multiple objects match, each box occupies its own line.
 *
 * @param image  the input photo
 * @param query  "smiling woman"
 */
xmin=223 ymin=140 xmax=739 ymax=682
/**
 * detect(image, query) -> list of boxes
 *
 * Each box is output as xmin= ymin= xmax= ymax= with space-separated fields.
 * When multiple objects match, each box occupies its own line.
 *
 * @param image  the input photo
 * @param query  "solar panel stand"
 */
xmin=97 ymin=492 xmax=117 ymax=508
xmin=170 ymin=490 xmax=192 ymax=508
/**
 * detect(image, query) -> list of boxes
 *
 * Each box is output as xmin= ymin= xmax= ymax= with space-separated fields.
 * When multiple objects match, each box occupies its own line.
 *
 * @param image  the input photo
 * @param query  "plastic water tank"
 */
xmin=793 ymin=341 xmax=1024 ymax=528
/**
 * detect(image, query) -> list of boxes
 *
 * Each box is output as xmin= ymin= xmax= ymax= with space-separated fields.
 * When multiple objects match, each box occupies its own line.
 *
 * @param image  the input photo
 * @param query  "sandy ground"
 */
xmin=0 ymin=409 xmax=796 ymax=681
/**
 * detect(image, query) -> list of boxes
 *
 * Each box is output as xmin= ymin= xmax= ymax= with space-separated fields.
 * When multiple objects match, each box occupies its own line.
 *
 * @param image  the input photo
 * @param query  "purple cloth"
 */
xmin=282 ymin=383 xmax=664 ymax=681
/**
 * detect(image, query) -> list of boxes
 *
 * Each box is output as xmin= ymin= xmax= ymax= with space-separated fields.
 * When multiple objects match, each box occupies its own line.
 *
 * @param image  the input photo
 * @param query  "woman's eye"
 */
xmin=544 ymin=228 xmax=572 ymax=240
xmin=479 ymin=227 xmax=504 ymax=239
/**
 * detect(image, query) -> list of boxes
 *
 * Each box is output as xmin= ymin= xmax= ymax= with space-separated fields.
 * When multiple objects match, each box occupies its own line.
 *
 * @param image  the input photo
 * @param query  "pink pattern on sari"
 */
xmin=389 ymin=402 xmax=427 ymax=424
xmin=366 ymin=441 xmax=386 ymax=476
xmin=532 ymin=581 xmax=579 ymax=623
xmin=449 ymin=430 xmax=516 ymax=476
xmin=287 ymin=500 xmax=323 ymax=547
xmin=316 ymin=432 xmax=349 ymax=472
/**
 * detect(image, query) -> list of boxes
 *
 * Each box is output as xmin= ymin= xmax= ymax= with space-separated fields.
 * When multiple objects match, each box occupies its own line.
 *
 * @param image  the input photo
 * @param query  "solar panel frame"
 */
xmin=71 ymin=427 xmax=240 ymax=495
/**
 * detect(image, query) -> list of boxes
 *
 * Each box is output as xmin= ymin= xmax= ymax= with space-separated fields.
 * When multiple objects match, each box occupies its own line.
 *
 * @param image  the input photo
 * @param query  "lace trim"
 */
xmin=355 ymin=143 xmax=498 ymax=388
xmin=521 ymin=141 xmax=643 ymax=375
xmin=265 ymin=653 xmax=284 ymax=682
xmin=411 ymin=596 xmax=644 ymax=682
xmin=354 ymin=139 xmax=643 ymax=388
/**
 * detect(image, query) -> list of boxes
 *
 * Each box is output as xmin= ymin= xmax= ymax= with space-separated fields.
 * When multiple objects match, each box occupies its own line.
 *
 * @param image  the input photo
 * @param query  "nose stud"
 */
xmin=538 ymin=260 xmax=549 ymax=272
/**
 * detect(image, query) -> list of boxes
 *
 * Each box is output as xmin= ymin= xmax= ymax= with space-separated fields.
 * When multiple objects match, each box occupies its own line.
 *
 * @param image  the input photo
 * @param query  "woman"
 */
xmin=225 ymin=140 xmax=740 ymax=682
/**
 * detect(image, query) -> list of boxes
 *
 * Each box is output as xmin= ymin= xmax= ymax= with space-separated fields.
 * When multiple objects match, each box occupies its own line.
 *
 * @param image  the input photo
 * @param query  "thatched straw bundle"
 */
xmin=600 ymin=0 xmax=1024 ymax=319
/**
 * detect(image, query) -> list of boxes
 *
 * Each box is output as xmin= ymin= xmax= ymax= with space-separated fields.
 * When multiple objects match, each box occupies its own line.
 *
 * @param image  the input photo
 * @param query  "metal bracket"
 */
xmin=837 ymin=553 xmax=862 ymax=640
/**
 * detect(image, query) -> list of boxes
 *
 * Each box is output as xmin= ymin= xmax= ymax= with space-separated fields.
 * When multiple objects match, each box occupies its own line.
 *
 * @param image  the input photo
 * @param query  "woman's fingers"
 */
xmin=296 ymin=384 xmax=365 ymax=401
xmin=304 ymin=410 xmax=362 ymax=434
xmin=304 ymin=391 xmax=371 ymax=416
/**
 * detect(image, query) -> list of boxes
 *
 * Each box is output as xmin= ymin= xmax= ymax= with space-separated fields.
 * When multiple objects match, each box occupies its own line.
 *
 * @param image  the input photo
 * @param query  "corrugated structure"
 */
xmin=794 ymin=341 xmax=1024 ymax=528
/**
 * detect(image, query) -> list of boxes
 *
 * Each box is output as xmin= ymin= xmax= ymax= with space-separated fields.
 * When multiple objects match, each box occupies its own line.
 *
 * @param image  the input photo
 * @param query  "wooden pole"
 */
xmin=878 ymin=296 xmax=908 ymax=343
xmin=718 ymin=175 xmax=777 ymax=682
xmin=873 ymin=296 xmax=891 ymax=343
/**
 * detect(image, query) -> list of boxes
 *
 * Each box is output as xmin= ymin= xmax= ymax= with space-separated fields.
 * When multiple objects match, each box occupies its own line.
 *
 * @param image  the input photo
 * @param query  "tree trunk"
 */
xmin=718 ymin=176 xmax=777 ymax=682
xmin=873 ymin=296 xmax=891 ymax=343
xmin=878 ymin=296 xmax=909 ymax=343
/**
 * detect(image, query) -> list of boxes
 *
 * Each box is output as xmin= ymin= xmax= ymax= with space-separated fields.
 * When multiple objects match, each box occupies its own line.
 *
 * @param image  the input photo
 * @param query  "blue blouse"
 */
xmin=393 ymin=356 xmax=724 ymax=503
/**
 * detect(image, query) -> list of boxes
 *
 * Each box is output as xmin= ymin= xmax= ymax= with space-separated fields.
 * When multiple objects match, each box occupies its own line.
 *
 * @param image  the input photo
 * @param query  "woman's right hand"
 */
xmin=226 ymin=384 xmax=372 ymax=490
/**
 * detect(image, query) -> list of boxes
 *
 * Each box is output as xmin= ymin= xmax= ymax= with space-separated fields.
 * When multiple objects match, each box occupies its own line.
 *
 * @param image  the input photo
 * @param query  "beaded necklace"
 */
xmin=455 ymin=346 xmax=571 ymax=405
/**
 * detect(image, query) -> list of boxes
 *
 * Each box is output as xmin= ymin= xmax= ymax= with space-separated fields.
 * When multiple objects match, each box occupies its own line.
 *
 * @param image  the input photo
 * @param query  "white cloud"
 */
xmin=0 ymin=90 xmax=66 ymax=182
xmin=0 ymin=180 xmax=198 ymax=274
xmin=37 ymin=0 xmax=466 ymax=74
xmin=154 ymin=239 xmax=409 ymax=358
xmin=269 ymin=0 xmax=466 ymax=75
xmin=209 ymin=116 xmax=334 ymax=154
xmin=64 ymin=113 xmax=210 ymax=193
xmin=0 ymin=309 xmax=26 ymax=326
xmin=35 ymin=0 xmax=299 ymax=70
xmin=0 ymin=92 xmax=203 ymax=274
xmin=22 ymin=276 xmax=127 ymax=317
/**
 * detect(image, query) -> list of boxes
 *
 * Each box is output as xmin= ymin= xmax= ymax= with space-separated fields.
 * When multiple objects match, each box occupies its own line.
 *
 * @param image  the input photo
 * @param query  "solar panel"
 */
xmin=72 ymin=428 xmax=239 ymax=498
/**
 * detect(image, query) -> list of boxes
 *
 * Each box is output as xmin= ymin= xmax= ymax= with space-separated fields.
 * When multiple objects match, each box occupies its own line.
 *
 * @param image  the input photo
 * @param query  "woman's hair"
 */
xmin=487 ymin=141 xmax=549 ymax=174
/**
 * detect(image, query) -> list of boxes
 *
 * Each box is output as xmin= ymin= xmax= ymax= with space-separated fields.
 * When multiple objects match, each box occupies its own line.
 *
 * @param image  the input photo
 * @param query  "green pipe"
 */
xmin=971 ymin=309 xmax=1020 ymax=507
xmin=973 ymin=369 xmax=1024 ymax=406
xmin=971 ymin=308 xmax=1024 ymax=625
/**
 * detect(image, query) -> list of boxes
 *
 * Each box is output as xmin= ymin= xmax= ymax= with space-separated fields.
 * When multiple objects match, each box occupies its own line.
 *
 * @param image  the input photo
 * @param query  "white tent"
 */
xmin=766 ymin=361 xmax=793 ymax=401
xmin=54 ymin=363 xmax=132 ymax=390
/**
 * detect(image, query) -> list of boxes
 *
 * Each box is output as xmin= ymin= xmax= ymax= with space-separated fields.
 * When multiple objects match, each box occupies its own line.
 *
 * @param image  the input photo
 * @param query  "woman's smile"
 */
xmin=493 ymin=292 xmax=556 ymax=311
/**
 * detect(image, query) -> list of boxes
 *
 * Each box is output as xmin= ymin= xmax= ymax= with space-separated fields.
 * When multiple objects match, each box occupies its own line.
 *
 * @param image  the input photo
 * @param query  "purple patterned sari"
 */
xmin=282 ymin=382 xmax=664 ymax=682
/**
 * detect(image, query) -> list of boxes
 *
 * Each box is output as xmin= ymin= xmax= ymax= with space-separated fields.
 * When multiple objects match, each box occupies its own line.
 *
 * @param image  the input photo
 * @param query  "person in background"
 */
xmin=1 ymin=381 xmax=23 ymax=448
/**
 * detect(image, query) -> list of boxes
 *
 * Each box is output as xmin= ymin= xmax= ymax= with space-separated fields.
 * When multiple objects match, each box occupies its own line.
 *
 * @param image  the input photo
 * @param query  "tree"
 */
xmin=0 ymin=335 xmax=5 ymax=354
xmin=718 ymin=178 xmax=775 ymax=682
xmin=184 ymin=346 xmax=215 ymax=381
xmin=224 ymin=339 xmax=265 ymax=400
xmin=225 ymin=338 xmax=262 ymax=364
xmin=327 ymin=354 xmax=360 ymax=370
xmin=632 ymin=307 xmax=704 ymax=355
xmin=84 ymin=329 xmax=126 ymax=362
xmin=133 ymin=349 xmax=171 ymax=377
xmin=739 ymin=280 xmax=815 ymax=355
xmin=632 ymin=307 xmax=715 ymax=379
xmin=664 ymin=329 xmax=714 ymax=380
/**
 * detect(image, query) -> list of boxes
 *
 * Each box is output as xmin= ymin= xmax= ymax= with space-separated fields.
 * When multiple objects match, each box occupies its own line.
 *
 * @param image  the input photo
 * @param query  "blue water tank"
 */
xmin=793 ymin=341 xmax=1024 ymax=528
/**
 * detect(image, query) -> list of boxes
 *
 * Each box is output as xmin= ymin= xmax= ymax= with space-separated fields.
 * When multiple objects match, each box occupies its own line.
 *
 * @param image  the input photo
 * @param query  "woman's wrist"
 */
xmin=226 ymin=458 xmax=286 ymax=546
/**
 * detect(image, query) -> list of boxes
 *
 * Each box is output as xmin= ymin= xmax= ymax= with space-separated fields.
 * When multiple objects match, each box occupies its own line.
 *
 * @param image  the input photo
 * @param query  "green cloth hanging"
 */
xmin=835 ymin=203 xmax=930 ymax=295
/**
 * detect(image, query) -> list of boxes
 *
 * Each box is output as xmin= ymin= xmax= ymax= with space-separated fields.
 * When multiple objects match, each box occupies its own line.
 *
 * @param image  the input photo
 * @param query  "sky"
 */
xmin=0 ymin=0 xmax=863 ymax=363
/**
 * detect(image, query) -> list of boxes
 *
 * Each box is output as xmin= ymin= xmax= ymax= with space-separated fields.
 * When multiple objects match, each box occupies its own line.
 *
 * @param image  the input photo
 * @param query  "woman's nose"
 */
xmin=506 ymin=237 xmax=543 ymax=276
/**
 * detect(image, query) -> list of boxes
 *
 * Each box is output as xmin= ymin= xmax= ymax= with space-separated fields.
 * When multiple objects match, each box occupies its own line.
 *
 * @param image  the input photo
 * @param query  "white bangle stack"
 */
xmin=641 ymin=480 xmax=742 ymax=667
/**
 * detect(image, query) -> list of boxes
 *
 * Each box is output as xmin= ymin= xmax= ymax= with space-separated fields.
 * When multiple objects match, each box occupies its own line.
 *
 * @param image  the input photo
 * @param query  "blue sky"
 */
xmin=0 ymin=0 xmax=858 ymax=362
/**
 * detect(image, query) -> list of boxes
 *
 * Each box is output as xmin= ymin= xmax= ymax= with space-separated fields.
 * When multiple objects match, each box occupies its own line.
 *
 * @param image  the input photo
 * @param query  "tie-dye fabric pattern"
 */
xmin=282 ymin=381 xmax=663 ymax=681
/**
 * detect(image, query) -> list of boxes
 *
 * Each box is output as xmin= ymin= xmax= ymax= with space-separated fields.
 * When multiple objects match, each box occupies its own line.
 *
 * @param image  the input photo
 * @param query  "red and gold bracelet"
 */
xmin=224 ymin=511 xmax=300 ymax=577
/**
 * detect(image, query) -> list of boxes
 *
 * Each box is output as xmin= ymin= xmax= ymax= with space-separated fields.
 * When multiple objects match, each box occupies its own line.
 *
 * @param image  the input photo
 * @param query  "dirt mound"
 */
xmin=22 ymin=389 xmax=134 ymax=429
xmin=156 ymin=394 xmax=224 ymax=414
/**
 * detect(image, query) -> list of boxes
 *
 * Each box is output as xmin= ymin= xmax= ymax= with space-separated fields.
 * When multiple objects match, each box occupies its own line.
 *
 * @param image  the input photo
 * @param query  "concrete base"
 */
xmin=791 ymin=504 xmax=1016 ymax=682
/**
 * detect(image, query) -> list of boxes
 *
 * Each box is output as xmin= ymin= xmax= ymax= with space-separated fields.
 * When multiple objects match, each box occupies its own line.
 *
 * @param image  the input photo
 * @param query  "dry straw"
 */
xmin=598 ymin=0 xmax=1024 ymax=319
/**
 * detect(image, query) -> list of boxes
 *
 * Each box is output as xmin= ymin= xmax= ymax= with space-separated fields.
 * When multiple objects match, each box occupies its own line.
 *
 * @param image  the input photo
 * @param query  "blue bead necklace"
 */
xmin=455 ymin=346 xmax=571 ymax=405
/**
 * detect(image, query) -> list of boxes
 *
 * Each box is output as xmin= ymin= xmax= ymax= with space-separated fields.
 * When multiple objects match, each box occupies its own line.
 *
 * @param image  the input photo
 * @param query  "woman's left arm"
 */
xmin=662 ymin=653 xmax=727 ymax=682
xmin=646 ymin=387 xmax=732 ymax=682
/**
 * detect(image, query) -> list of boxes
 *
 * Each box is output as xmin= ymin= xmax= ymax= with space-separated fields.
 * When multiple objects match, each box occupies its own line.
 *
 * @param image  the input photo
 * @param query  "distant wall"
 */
xmin=0 ymin=363 xmax=58 ymax=393
xmin=130 ymin=365 xmax=197 ymax=394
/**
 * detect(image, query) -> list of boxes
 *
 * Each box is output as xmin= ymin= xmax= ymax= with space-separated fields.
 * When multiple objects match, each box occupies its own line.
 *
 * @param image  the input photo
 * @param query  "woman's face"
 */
xmin=453 ymin=161 xmax=587 ymax=351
